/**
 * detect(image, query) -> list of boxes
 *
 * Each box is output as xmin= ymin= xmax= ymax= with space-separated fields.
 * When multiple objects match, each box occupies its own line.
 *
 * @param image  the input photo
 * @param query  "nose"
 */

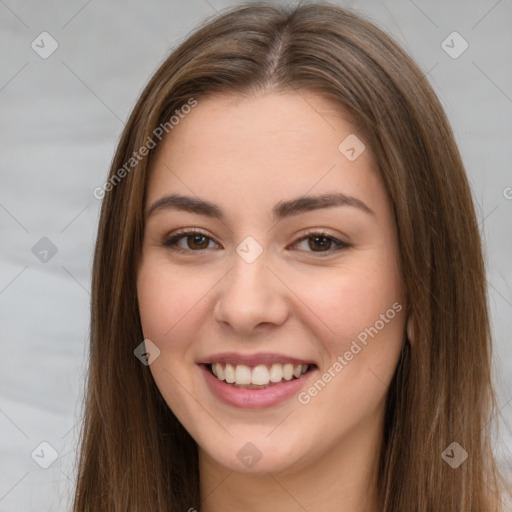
xmin=213 ymin=251 xmax=289 ymax=335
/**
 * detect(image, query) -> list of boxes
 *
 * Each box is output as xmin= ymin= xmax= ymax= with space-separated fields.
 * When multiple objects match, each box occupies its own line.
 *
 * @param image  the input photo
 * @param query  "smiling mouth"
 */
xmin=207 ymin=362 xmax=316 ymax=389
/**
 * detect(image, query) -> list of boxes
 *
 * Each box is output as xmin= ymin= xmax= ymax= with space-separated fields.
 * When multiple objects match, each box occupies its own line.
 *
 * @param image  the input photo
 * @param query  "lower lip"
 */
xmin=199 ymin=364 xmax=316 ymax=409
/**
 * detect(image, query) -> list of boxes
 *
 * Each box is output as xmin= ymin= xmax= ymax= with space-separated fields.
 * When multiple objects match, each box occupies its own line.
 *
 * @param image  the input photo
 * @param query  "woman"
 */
xmin=73 ymin=2 xmax=510 ymax=510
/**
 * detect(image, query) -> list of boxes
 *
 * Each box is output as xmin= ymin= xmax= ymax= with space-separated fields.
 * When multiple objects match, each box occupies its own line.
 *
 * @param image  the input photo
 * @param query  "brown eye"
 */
xmin=162 ymin=230 xmax=217 ymax=252
xmin=292 ymin=232 xmax=350 ymax=256
xmin=307 ymin=235 xmax=333 ymax=251
xmin=184 ymin=234 xmax=210 ymax=250
xmin=162 ymin=229 xmax=350 ymax=257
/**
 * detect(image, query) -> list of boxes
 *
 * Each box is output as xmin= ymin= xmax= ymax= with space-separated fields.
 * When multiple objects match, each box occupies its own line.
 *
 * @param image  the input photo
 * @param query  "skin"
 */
xmin=136 ymin=90 xmax=406 ymax=512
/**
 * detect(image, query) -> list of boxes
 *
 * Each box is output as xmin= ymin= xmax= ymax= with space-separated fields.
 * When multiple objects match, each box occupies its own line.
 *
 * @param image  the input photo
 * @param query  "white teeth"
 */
xmin=224 ymin=363 xmax=235 ymax=383
xmin=234 ymin=364 xmax=252 ymax=385
xmin=215 ymin=363 xmax=225 ymax=381
xmin=269 ymin=363 xmax=283 ymax=382
xmin=251 ymin=365 xmax=270 ymax=385
xmin=282 ymin=363 xmax=294 ymax=380
xmin=210 ymin=362 xmax=310 ymax=386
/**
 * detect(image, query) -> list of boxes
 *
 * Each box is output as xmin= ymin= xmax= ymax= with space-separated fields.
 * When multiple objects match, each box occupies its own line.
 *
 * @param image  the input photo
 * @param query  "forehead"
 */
xmin=146 ymin=91 xmax=383 ymax=220
xmin=155 ymin=91 xmax=360 ymax=163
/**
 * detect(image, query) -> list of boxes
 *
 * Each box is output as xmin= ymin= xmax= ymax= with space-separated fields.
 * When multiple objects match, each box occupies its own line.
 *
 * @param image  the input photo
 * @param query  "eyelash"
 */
xmin=161 ymin=229 xmax=350 ymax=257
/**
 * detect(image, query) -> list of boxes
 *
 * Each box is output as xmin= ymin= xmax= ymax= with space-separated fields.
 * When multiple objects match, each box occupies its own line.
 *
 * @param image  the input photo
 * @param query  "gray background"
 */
xmin=1 ymin=0 xmax=511 ymax=510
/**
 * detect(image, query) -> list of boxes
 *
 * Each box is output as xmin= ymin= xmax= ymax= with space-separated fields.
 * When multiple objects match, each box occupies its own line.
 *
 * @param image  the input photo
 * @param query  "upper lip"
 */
xmin=198 ymin=352 xmax=317 ymax=367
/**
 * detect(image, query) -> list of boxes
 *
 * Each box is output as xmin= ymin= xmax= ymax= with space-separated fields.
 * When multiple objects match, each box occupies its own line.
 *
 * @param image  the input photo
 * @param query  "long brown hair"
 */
xmin=72 ymin=2 xmax=510 ymax=510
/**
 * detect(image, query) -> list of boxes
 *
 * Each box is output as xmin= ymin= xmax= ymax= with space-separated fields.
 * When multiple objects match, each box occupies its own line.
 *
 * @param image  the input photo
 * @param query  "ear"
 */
xmin=406 ymin=316 xmax=414 ymax=345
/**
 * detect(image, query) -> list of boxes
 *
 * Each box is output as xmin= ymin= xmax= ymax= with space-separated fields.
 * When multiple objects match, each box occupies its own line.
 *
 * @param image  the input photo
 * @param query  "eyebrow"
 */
xmin=146 ymin=192 xmax=375 ymax=221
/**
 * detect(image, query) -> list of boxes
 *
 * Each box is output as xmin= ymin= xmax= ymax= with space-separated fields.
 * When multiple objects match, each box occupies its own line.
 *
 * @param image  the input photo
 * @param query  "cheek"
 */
xmin=301 ymin=255 xmax=404 ymax=352
xmin=301 ymin=258 xmax=405 ymax=421
xmin=137 ymin=260 xmax=207 ymax=425
xmin=137 ymin=260 xmax=204 ymax=349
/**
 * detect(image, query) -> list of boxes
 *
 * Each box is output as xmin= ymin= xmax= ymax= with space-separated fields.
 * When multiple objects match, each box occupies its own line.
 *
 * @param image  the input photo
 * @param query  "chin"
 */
xmin=197 ymin=425 xmax=315 ymax=475
xmin=203 ymin=443 xmax=301 ymax=475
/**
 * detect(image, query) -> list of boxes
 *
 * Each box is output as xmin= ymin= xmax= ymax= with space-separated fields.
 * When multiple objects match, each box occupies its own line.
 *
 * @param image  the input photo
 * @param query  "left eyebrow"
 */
xmin=146 ymin=192 xmax=375 ymax=221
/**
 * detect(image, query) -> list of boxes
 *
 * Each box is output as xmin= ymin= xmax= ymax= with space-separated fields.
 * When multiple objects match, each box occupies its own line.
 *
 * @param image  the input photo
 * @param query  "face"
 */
xmin=137 ymin=90 xmax=406 ymax=476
